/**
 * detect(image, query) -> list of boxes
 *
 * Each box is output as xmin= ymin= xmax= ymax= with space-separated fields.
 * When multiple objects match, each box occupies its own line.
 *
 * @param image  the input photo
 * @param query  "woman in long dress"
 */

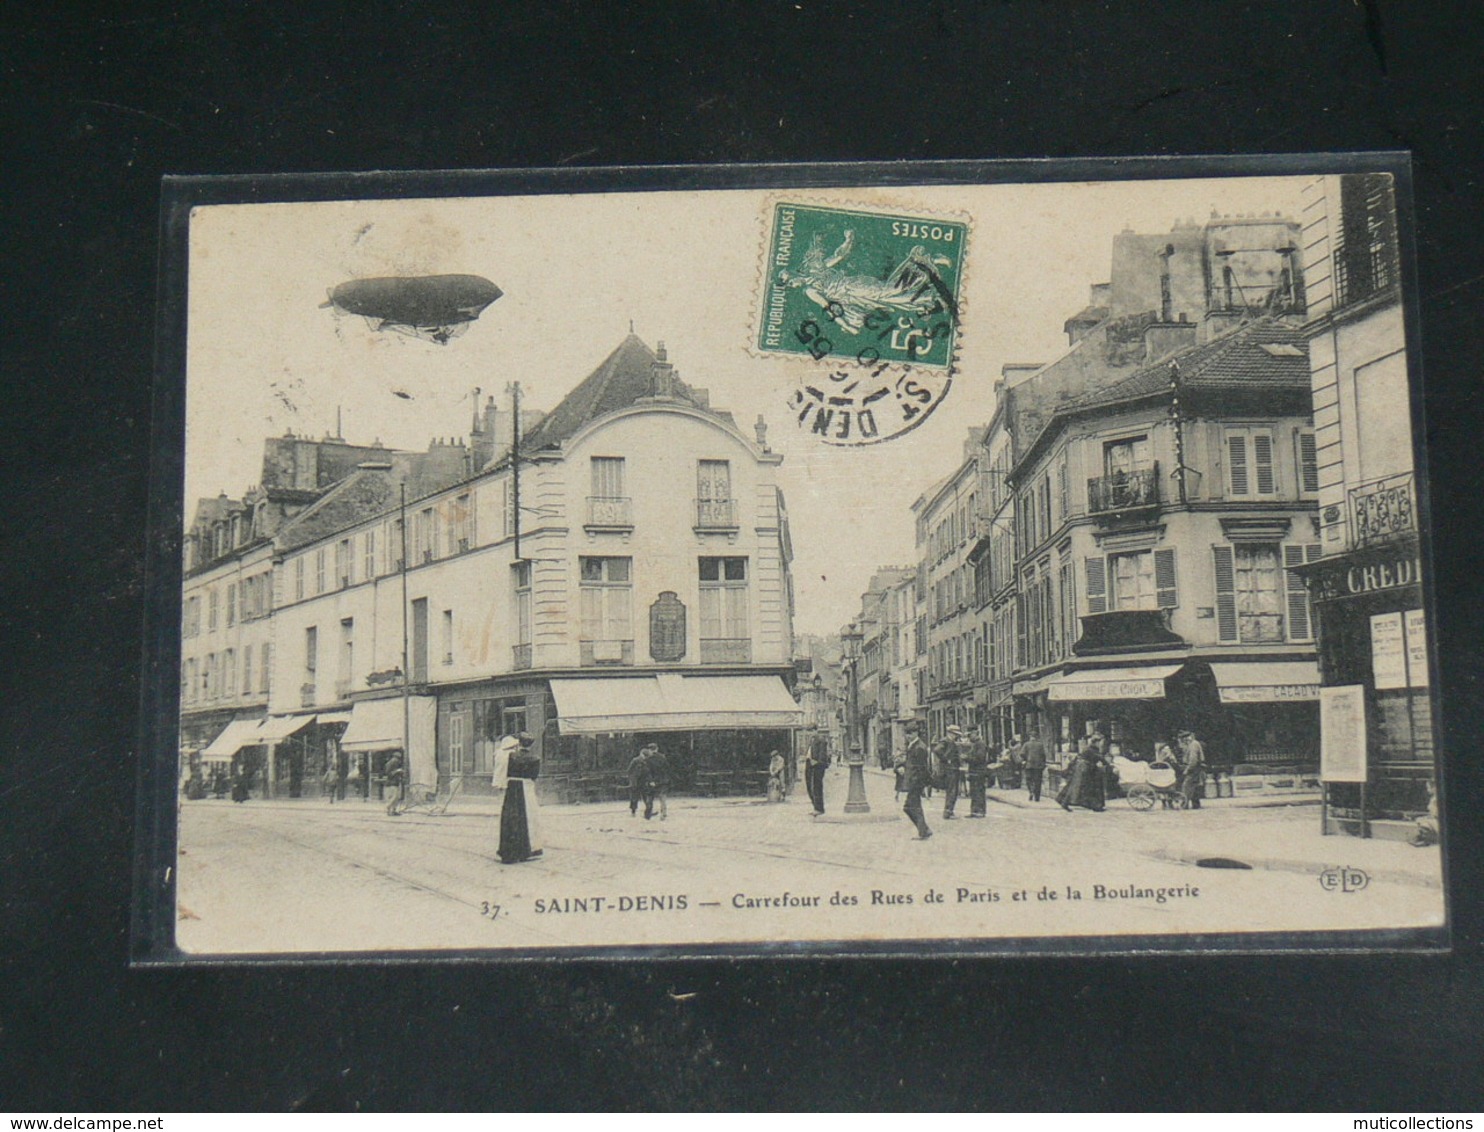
xmin=1058 ymin=736 xmax=1107 ymax=812
xmin=497 ymin=733 xmax=543 ymax=864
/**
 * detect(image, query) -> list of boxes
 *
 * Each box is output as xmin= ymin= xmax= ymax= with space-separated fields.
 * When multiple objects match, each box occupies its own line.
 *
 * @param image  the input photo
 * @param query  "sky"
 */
xmin=184 ymin=174 xmax=1307 ymax=636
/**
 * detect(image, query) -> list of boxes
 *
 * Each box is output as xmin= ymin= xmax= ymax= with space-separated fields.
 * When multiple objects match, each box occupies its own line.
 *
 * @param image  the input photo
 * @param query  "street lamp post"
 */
xmin=840 ymin=621 xmax=871 ymax=814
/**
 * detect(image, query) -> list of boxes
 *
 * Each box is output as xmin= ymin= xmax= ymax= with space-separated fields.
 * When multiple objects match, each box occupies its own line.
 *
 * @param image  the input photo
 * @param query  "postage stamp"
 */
xmin=759 ymin=202 xmax=967 ymax=446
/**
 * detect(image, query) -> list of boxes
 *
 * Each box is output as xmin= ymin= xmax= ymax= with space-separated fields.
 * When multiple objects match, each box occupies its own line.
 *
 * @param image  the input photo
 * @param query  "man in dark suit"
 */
xmin=1021 ymin=729 xmax=1047 ymax=803
xmin=963 ymin=729 xmax=990 ymax=818
xmin=902 ymin=720 xmax=933 ymax=840
xmin=804 ymin=726 xmax=830 ymax=816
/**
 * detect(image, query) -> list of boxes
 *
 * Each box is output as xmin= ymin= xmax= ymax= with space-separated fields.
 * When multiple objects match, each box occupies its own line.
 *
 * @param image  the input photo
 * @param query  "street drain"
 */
xmin=1196 ymin=857 xmax=1253 ymax=869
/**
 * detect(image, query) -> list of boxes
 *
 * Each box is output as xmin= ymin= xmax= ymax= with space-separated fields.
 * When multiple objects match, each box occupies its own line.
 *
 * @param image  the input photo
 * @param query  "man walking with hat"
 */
xmin=939 ymin=726 xmax=964 ymax=820
xmin=902 ymin=720 xmax=933 ymax=840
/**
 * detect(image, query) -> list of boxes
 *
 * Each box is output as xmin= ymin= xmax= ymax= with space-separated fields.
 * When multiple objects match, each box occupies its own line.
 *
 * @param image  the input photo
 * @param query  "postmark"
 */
xmin=758 ymin=202 xmax=968 ymax=446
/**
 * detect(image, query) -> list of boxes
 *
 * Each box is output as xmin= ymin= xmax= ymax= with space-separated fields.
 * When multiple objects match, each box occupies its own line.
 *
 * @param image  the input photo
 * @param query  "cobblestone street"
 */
xmin=176 ymin=764 xmax=1443 ymax=956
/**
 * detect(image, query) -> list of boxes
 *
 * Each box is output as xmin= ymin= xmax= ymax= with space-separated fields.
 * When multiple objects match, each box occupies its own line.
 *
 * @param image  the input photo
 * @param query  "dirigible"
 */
xmin=324 ymin=274 xmax=502 ymax=344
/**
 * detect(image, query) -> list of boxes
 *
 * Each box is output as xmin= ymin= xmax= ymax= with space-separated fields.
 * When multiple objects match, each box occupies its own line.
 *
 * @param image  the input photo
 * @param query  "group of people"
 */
xmin=626 ymin=743 xmax=671 ymax=821
xmin=1044 ymin=727 xmax=1208 ymax=813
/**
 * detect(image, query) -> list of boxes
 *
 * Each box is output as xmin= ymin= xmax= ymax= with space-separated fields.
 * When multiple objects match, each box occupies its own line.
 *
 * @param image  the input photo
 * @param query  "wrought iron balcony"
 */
xmin=695 ymin=497 xmax=737 ymax=530
xmin=586 ymin=496 xmax=633 ymax=529
xmin=1349 ymin=472 xmax=1416 ymax=548
xmin=1087 ymin=464 xmax=1159 ymax=515
xmin=511 ymin=643 xmax=532 ymax=670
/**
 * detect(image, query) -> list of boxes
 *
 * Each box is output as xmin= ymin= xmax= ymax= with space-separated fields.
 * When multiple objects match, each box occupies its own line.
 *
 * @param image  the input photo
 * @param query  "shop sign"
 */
xmin=1048 ymin=678 xmax=1166 ymax=702
xmin=1310 ymin=553 xmax=1421 ymax=603
xmin=1320 ymin=684 xmax=1368 ymax=783
xmin=1218 ymin=684 xmax=1321 ymax=704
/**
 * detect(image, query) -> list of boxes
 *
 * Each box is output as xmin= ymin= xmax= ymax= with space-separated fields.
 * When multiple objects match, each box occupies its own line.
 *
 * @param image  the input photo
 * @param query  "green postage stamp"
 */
xmin=758 ymin=201 xmax=968 ymax=446
xmin=758 ymin=202 xmax=967 ymax=370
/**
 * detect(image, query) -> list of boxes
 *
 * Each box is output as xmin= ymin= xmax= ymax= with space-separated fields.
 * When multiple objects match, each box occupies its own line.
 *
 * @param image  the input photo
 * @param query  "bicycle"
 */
xmin=386 ymin=775 xmax=464 ymax=817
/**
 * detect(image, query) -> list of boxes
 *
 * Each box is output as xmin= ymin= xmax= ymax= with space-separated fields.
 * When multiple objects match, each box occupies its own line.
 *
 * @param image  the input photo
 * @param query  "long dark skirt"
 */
xmin=498 ymin=777 xmax=543 ymax=864
xmin=1057 ymin=757 xmax=1106 ymax=812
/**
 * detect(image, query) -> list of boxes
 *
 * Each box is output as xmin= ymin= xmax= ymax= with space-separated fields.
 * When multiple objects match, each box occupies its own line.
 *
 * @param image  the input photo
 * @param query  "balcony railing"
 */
xmin=586 ymin=496 xmax=633 ymax=528
xmin=1350 ymin=472 xmax=1416 ymax=548
xmin=695 ymin=497 xmax=737 ymax=529
xmin=1087 ymin=464 xmax=1159 ymax=514
xmin=511 ymin=643 xmax=532 ymax=670
xmin=300 ymin=682 xmax=316 ymax=708
xmin=700 ymin=638 xmax=751 ymax=664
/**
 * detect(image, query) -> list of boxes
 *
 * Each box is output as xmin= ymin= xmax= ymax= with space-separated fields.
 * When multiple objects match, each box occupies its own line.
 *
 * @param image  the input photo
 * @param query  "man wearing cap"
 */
xmin=1178 ymin=729 xmax=1206 ymax=810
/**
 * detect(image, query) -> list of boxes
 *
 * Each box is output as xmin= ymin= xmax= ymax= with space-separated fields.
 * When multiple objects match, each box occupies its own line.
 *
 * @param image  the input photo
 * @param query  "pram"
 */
xmin=1110 ymin=756 xmax=1186 ymax=811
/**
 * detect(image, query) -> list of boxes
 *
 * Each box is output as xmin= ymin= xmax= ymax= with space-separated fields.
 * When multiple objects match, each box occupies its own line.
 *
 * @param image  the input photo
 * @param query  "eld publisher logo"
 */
xmin=1319 ymin=867 xmax=1371 ymax=893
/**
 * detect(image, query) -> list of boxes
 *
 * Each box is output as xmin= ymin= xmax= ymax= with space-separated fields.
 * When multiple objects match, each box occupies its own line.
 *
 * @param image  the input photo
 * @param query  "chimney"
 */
xmin=1143 ymin=319 xmax=1197 ymax=364
xmin=471 ymin=394 xmax=498 ymax=471
xmin=651 ymin=341 xmax=675 ymax=398
xmin=754 ymin=413 xmax=769 ymax=450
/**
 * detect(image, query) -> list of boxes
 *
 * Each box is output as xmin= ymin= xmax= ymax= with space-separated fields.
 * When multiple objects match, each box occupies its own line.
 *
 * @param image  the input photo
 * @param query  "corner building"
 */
xmin=267 ymin=335 xmax=801 ymax=802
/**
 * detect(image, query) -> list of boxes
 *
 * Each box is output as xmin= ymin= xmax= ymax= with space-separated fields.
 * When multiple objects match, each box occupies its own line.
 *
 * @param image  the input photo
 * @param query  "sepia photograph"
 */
xmin=156 ymin=164 xmax=1444 ymax=958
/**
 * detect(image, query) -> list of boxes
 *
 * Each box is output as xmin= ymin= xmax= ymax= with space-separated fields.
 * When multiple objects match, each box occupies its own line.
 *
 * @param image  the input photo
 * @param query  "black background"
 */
xmin=4 ymin=1 xmax=1482 ymax=1112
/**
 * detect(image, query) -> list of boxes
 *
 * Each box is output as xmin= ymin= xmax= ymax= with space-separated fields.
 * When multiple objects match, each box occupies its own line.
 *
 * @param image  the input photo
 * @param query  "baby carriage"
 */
xmin=1111 ymin=756 xmax=1187 ymax=811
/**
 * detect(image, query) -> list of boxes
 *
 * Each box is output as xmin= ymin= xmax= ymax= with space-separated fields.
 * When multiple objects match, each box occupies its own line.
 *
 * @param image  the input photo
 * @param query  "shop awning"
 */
xmin=1012 ymin=675 xmax=1053 ymax=697
xmin=550 ymin=674 xmax=804 ymax=735
xmin=201 ymin=719 xmax=267 ymax=759
xmin=340 ymin=696 xmax=438 ymax=784
xmin=254 ymin=714 xmax=318 ymax=743
xmin=316 ymin=711 xmax=352 ymax=726
xmin=1209 ymin=661 xmax=1322 ymax=704
xmin=1046 ymin=664 xmax=1185 ymax=702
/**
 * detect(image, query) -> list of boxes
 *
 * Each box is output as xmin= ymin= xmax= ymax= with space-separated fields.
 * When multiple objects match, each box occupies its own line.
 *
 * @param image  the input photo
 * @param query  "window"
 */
xmin=314 ymin=548 xmax=326 ymax=593
xmin=1296 ymin=429 xmax=1319 ymax=495
xmin=1226 ymin=428 xmax=1278 ymax=498
xmin=699 ymin=557 xmax=749 ymax=657
xmin=697 ymin=460 xmax=733 ymax=527
xmin=336 ymin=539 xmax=353 ymax=588
xmin=1334 ymin=173 xmax=1398 ymax=308
xmin=1284 ymin=544 xmax=1323 ymax=641
xmin=1213 ymin=544 xmax=1284 ymax=643
xmin=338 ymin=618 xmax=354 ymax=694
xmin=1105 ymin=436 xmax=1152 ymax=478
xmin=502 ymin=480 xmax=515 ymax=538
xmin=417 ymin=508 xmax=438 ymax=563
xmin=579 ymin=557 xmax=633 ymax=644
xmin=364 ymin=530 xmax=376 ymax=579
xmin=442 ymin=609 xmax=454 ymax=665
xmin=242 ymin=645 xmax=253 ymax=696
xmin=304 ymin=626 xmax=318 ymax=683
xmin=207 ymin=588 xmax=218 ymax=631
xmin=260 ymin=643 xmax=271 ymax=694
xmin=223 ymin=650 xmax=236 ymax=699
xmin=591 ymin=456 xmax=625 ymax=499
xmin=183 ymin=659 xmax=197 ymax=704
xmin=1086 ymin=549 xmax=1177 ymax=614
xmin=450 ymin=493 xmax=474 ymax=553
xmin=390 ymin=518 xmax=405 ymax=571
xmin=295 ymin=557 xmax=305 ymax=601
xmin=513 ymin=562 xmax=533 ymax=644
xmin=226 ymin=584 xmax=237 ymax=627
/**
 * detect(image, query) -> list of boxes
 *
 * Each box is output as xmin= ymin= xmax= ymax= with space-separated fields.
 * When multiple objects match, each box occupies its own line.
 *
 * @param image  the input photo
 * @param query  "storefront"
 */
xmin=437 ymin=680 xmax=553 ymax=796
xmin=1300 ymin=537 xmax=1433 ymax=834
xmin=545 ymin=673 xmax=803 ymax=802
xmin=340 ymin=695 xmax=438 ymax=798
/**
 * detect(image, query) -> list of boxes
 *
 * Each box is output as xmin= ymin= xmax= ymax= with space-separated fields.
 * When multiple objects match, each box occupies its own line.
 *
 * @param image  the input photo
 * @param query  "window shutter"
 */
xmin=1253 ymin=432 xmax=1276 ymax=494
xmin=1227 ymin=433 xmax=1249 ymax=496
xmin=1155 ymin=548 xmax=1178 ymax=609
xmin=1284 ymin=544 xmax=1311 ymax=640
xmin=1085 ymin=556 xmax=1107 ymax=615
xmin=1212 ymin=545 xmax=1238 ymax=643
xmin=1298 ymin=430 xmax=1319 ymax=494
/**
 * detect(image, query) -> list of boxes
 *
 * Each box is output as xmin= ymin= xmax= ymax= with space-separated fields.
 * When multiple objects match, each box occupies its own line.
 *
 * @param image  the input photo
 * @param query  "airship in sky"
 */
xmin=323 ymin=274 xmax=503 ymax=344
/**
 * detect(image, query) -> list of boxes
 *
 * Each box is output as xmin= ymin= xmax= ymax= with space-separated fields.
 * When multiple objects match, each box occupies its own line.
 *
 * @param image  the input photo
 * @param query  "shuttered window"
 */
xmin=1296 ymin=429 xmax=1319 ymax=494
xmin=1085 ymin=556 xmax=1107 ymax=614
xmin=1154 ymin=548 xmax=1178 ymax=609
xmin=1283 ymin=543 xmax=1322 ymax=641
xmin=1212 ymin=545 xmax=1238 ymax=643
xmin=1226 ymin=429 xmax=1278 ymax=498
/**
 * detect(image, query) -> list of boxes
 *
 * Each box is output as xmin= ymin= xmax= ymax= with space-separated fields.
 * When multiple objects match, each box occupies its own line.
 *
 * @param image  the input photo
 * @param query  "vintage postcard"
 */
xmin=145 ymin=161 xmax=1445 ymax=959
